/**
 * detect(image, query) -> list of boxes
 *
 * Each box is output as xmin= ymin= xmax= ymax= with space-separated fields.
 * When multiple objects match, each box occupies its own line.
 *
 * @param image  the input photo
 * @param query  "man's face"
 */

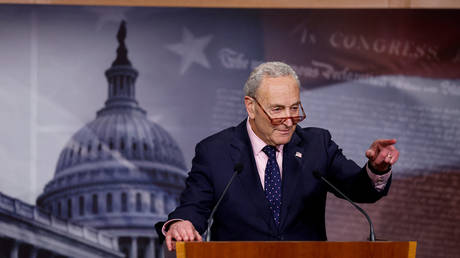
xmin=245 ymin=75 xmax=301 ymax=146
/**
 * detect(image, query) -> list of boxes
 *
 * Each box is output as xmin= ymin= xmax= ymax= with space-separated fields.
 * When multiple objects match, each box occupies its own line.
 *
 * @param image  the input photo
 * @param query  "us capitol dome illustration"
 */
xmin=36 ymin=21 xmax=187 ymax=258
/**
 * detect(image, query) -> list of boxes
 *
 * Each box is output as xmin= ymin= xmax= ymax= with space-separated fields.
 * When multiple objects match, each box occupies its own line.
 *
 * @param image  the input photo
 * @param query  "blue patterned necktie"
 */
xmin=262 ymin=145 xmax=282 ymax=226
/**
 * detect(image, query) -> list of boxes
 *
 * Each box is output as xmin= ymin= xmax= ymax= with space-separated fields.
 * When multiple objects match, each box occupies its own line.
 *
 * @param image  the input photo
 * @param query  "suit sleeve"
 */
xmin=323 ymin=130 xmax=391 ymax=203
xmin=166 ymin=141 xmax=215 ymax=234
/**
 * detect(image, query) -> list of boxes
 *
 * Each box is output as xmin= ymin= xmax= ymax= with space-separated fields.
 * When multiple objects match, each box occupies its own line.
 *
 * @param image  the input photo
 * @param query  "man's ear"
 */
xmin=244 ymin=96 xmax=256 ymax=119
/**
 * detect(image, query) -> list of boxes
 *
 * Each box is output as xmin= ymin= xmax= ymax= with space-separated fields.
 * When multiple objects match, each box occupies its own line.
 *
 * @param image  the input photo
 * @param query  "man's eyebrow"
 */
xmin=270 ymin=101 xmax=301 ymax=107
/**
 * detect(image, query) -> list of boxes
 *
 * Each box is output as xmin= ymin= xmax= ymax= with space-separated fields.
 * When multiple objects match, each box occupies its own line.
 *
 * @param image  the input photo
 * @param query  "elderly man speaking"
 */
xmin=159 ymin=61 xmax=398 ymax=251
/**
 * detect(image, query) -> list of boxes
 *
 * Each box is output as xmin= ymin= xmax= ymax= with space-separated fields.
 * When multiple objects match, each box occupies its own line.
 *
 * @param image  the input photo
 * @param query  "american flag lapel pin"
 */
xmin=295 ymin=152 xmax=302 ymax=158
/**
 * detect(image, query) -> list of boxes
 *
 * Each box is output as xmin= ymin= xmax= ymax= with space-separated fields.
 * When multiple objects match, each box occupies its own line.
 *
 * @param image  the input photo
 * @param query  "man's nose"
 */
xmin=283 ymin=117 xmax=293 ymax=127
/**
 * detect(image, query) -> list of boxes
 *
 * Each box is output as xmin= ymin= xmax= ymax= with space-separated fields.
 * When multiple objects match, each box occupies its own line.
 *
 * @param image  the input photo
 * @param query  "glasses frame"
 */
xmin=252 ymin=97 xmax=306 ymax=126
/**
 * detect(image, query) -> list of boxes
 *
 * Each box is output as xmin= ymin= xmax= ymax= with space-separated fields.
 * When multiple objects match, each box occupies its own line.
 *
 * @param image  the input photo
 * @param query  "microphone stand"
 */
xmin=204 ymin=164 xmax=243 ymax=241
xmin=313 ymin=171 xmax=376 ymax=241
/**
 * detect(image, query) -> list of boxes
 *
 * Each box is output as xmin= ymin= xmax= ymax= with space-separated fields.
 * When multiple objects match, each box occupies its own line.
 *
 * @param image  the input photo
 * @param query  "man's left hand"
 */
xmin=365 ymin=139 xmax=399 ymax=173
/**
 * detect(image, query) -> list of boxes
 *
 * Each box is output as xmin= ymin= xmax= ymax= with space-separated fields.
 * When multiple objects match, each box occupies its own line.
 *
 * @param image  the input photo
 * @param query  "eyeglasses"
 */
xmin=253 ymin=98 xmax=306 ymax=126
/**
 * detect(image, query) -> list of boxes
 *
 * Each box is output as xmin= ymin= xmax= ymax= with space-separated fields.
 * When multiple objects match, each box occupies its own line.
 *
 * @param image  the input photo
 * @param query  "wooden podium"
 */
xmin=172 ymin=241 xmax=417 ymax=258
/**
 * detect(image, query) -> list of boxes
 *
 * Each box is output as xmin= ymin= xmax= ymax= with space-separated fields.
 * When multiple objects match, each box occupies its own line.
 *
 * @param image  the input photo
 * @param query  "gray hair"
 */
xmin=244 ymin=61 xmax=300 ymax=98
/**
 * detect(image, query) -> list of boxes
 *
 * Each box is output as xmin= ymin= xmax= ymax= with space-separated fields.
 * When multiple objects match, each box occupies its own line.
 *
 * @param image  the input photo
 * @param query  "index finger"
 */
xmin=374 ymin=139 xmax=397 ymax=147
xmin=165 ymin=234 xmax=174 ymax=251
xmin=194 ymin=230 xmax=203 ymax=242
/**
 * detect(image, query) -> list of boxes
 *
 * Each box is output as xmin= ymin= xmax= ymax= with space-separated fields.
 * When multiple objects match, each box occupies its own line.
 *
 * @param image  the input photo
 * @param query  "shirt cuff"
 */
xmin=366 ymin=162 xmax=391 ymax=192
xmin=161 ymin=219 xmax=184 ymax=236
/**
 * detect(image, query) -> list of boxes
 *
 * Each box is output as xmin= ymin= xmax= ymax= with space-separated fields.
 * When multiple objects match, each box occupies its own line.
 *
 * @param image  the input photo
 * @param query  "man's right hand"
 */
xmin=165 ymin=220 xmax=202 ymax=251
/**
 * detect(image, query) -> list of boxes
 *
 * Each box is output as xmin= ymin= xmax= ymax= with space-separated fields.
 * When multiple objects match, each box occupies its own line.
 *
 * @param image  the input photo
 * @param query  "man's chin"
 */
xmin=273 ymin=134 xmax=294 ymax=145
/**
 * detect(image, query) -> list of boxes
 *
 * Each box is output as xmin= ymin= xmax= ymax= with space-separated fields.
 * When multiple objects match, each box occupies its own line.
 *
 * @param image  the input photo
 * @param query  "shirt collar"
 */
xmin=246 ymin=118 xmax=284 ymax=155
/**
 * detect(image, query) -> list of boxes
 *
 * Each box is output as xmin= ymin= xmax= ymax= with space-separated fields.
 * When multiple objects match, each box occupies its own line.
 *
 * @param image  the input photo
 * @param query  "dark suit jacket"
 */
xmin=166 ymin=119 xmax=391 ymax=241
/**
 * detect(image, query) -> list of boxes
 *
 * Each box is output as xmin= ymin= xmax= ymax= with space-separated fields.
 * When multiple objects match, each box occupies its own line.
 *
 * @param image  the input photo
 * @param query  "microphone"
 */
xmin=313 ymin=170 xmax=376 ymax=242
xmin=204 ymin=163 xmax=243 ymax=242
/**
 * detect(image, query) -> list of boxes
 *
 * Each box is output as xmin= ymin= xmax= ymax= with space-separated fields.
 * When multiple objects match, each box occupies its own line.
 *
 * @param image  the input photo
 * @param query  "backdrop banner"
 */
xmin=0 ymin=5 xmax=459 ymax=258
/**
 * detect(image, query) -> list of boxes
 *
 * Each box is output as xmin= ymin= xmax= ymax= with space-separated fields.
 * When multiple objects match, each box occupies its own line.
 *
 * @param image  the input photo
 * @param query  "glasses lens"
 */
xmin=271 ymin=118 xmax=285 ymax=125
xmin=291 ymin=117 xmax=300 ymax=123
xmin=271 ymin=115 xmax=305 ymax=125
xmin=292 ymin=116 xmax=305 ymax=123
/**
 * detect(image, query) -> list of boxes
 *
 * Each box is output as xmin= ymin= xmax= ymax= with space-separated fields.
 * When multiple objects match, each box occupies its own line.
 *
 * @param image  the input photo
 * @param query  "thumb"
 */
xmin=366 ymin=149 xmax=375 ymax=160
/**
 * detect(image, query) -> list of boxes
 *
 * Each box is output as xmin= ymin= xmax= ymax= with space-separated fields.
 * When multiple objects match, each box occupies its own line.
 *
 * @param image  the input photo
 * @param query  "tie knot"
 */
xmin=262 ymin=145 xmax=277 ymax=159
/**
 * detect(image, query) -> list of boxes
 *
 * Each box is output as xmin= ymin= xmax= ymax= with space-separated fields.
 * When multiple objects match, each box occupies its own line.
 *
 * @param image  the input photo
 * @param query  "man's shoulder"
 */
xmin=197 ymin=120 xmax=246 ymax=147
xmin=296 ymin=126 xmax=331 ymax=139
xmin=199 ymin=127 xmax=237 ymax=144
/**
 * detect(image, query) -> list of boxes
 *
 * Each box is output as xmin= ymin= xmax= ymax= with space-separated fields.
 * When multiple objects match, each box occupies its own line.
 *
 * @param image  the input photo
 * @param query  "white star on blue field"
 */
xmin=165 ymin=27 xmax=213 ymax=75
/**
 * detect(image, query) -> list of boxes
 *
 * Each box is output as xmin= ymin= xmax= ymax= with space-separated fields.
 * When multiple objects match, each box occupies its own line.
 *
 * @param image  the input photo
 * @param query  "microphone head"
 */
xmin=234 ymin=163 xmax=244 ymax=174
xmin=312 ymin=170 xmax=322 ymax=179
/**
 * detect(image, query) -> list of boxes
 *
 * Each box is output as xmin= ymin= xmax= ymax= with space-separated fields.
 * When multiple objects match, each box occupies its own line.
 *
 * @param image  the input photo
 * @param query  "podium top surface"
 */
xmin=175 ymin=241 xmax=417 ymax=258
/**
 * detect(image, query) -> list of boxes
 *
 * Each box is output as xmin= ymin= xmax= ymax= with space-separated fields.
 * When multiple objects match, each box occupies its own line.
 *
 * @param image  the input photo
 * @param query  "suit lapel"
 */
xmin=279 ymin=127 xmax=305 ymax=229
xmin=229 ymin=120 xmax=274 ymax=229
